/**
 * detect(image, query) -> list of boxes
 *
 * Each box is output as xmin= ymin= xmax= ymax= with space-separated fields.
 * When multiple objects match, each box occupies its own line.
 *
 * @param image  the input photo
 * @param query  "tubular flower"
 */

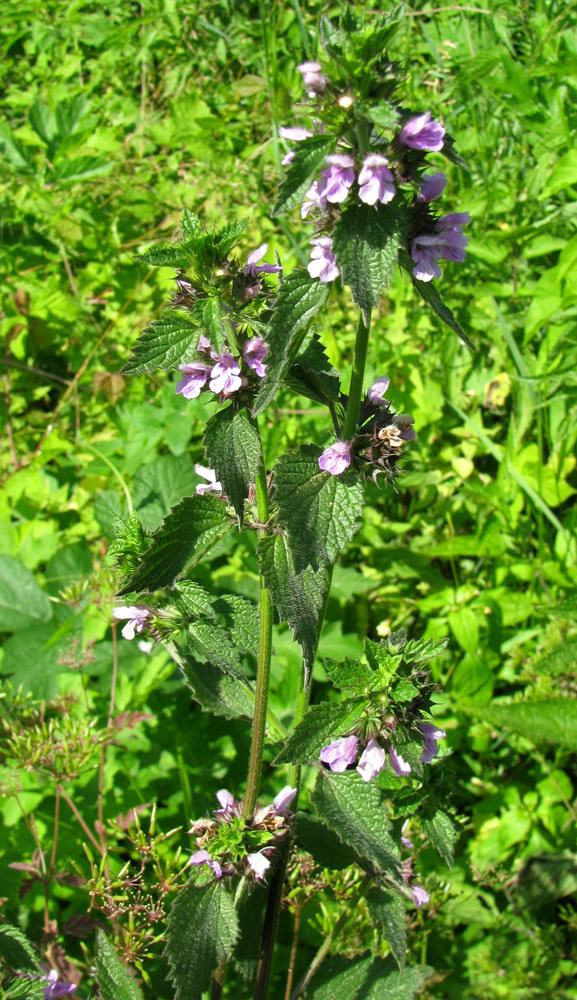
xmin=273 ymin=785 xmax=297 ymax=814
xmin=420 ymin=722 xmax=446 ymax=763
xmin=418 ymin=171 xmax=447 ymax=202
xmin=243 ymin=337 xmax=269 ymax=377
xmin=188 ymin=849 xmax=222 ymax=879
xmin=358 ymin=154 xmax=396 ymax=205
xmin=388 ymin=746 xmax=412 ymax=777
xmin=244 ymin=243 xmax=282 ymax=277
xmin=176 ymin=361 xmax=211 ymax=399
xmin=43 ymin=972 xmax=76 ymax=1000
xmin=112 ymin=605 xmax=151 ymax=641
xmin=279 ymin=126 xmax=313 ymax=165
xmin=399 ymin=111 xmax=445 ymax=152
xmin=367 ymin=376 xmax=391 ymax=406
xmin=209 ymin=353 xmax=243 ymax=395
xmin=247 ymin=851 xmax=271 ymax=879
xmin=307 ymin=236 xmax=340 ymax=283
xmin=411 ymin=212 xmax=470 ymax=282
xmin=301 ymin=180 xmax=327 ymax=219
xmin=320 ymin=735 xmax=359 ymax=773
xmin=317 ymin=154 xmax=355 ymax=204
xmin=318 ymin=440 xmax=352 ymax=476
xmin=356 ymin=739 xmax=387 ymax=782
xmin=195 ymin=465 xmax=222 ymax=496
xmin=297 ymin=61 xmax=328 ymax=96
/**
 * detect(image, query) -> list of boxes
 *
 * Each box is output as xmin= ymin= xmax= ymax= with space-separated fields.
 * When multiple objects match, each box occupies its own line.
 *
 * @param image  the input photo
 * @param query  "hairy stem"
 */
xmin=342 ymin=309 xmax=372 ymax=441
xmin=243 ymin=431 xmax=273 ymax=819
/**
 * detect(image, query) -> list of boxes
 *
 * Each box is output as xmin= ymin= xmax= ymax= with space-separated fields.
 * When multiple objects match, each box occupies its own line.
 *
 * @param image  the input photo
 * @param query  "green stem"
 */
xmin=342 ymin=309 xmax=372 ymax=440
xmin=243 ymin=438 xmax=274 ymax=820
xmin=289 ymin=875 xmax=371 ymax=1000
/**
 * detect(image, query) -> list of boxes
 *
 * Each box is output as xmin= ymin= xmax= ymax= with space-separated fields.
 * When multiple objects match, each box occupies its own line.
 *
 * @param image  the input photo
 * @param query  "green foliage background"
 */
xmin=1 ymin=1 xmax=577 ymax=997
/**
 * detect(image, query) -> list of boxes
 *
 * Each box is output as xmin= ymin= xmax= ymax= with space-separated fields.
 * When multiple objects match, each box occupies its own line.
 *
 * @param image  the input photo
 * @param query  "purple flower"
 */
xmin=215 ymin=788 xmax=242 ymax=820
xmin=317 ymin=154 xmax=355 ymax=204
xmin=112 ymin=605 xmax=150 ymax=641
xmin=358 ymin=154 xmax=396 ymax=206
xmin=392 ymin=414 xmax=416 ymax=442
xmin=318 ymin=440 xmax=352 ymax=476
xmin=244 ymin=243 xmax=282 ymax=277
xmin=42 ymin=972 xmax=76 ymax=1000
xmin=176 ymin=361 xmax=211 ymax=399
xmin=243 ymin=337 xmax=269 ymax=377
xmin=420 ymin=722 xmax=446 ymax=764
xmin=307 ymin=236 xmax=339 ymax=283
xmin=367 ymin=376 xmax=390 ymax=406
xmin=209 ymin=353 xmax=243 ymax=395
xmin=401 ymin=819 xmax=414 ymax=851
xmin=195 ymin=464 xmax=222 ymax=496
xmin=189 ymin=849 xmax=222 ymax=880
xmin=273 ymin=785 xmax=297 ymax=814
xmin=411 ymin=212 xmax=470 ymax=282
xmin=356 ymin=739 xmax=387 ymax=783
xmin=247 ymin=851 xmax=271 ymax=879
xmin=409 ymin=884 xmax=430 ymax=907
xmin=388 ymin=746 xmax=412 ymax=777
xmin=279 ymin=126 xmax=313 ymax=141
xmin=399 ymin=111 xmax=445 ymax=152
xmin=297 ymin=61 xmax=328 ymax=96
xmin=301 ymin=181 xmax=327 ymax=219
xmin=320 ymin=735 xmax=359 ymax=773
xmin=418 ymin=171 xmax=447 ymax=202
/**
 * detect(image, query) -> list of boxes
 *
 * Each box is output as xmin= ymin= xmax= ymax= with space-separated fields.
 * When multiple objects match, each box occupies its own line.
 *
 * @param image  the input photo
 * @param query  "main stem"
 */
xmin=243 ymin=433 xmax=273 ymax=820
xmin=342 ymin=308 xmax=372 ymax=441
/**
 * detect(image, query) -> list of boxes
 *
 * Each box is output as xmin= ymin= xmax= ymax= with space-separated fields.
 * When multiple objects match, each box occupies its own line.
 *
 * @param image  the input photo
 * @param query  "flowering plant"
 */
xmin=102 ymin=11 xmax=467 ymax=1000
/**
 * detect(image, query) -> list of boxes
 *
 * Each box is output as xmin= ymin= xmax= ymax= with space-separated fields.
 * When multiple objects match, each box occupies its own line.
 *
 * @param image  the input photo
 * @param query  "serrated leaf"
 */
xmin=258 ymin=533 xmax=328 ymax=681
xmin=309 ymin=956 xmax=432 ymax=999
xmin=175 ymin=580 xmax=215 ymax=618
xmin=120 ymin=495 xmax=230 ymax=593
xmin=323 ymin=656 xmax=373 ymax=691
xmin=403 ymin=636 xmax=449 ymax=665
xmin=333 ymin=202 xmax=401 ymax=321
xmin=482 ymin=698 xmax=577 ymax=751
xmin=421 ymin=809 xmax=457 ymax=868
xmin=213 ymin=594 xmax=260 ymax=654
xmin=179 ymin=653 xmax=254 ymax=720
xmin=182 ymin=209 xmax=202 ymax=237
xmin=203 ymin=408 xmax=262 ymax=525
xmin=365 ymin=638 xmax=401 ymax=685
xmin=275 ymin=699 xmax=367 ymax=765
xmin=398 ymin=249 xmax=474 ymax=349
xmin=294 ymin=812 xmax=357 ymax=870
xmin=214 ymin=219 xmax=248 ymax=257
xmin=96 ymin=931 xmax=144 ymax=1000
xmin=284 ymin=332 xmax=340 ymax=404
xmin=253 ymin=271 xmax=329 ymax=415
xmin=122 ymin=314 xmax=200 ymax=375
xmin=0 ymin=923 xmax=40 ymax=973
xmin=272 ymin=136 xmax=334 ymax=217
xmin=367 ymin=103 xmax=401 ymax=131
xmin=194 ymin=297 xmax=226 ymax=353
xmin=312 ymin=772 xmax=401 ymax=879
xmin=166 ymin=880 xmax=239 ymax=1000
xmin=188 ymin=620 xmax=247 ymax=681
xmin=274 ymin=445 xmax=364 ymax=572
xmin=367 ymin=887 xmax=407 ymax=969
xmin=535 ymin=638 xmax=577 ymax=676
xmin=440 ymin=132 xmax=468 ymax=170
xmin=137 ymin=242 xmax=194 ymax=268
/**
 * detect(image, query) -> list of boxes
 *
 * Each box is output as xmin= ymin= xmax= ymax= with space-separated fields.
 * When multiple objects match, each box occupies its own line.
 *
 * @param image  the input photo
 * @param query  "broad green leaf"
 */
xmin=137 ymin=241 xmax=195 ymax=268
xmin=333 ymin=202 xmax=401 ymax=321
xmin=312 ymin=772 xmax=401 ymax=879
xmin=284 ymin=332 xmax=340 ymax=404
xmin=0 ymin=555 xmax=52 ymax=632
xmin=122 ymin=314 xmax=200 ymax=375
xmin=188 ymin=621 xmax=248 ymax=680
xmin=421 ymin=809 xmax=457 ymax=868
xmin=275 ymin=699 xmax=367 ymax=765
xmin=133 ymin=454 xmax=199 ymax=531
xmin=166 ymin=880 xmax=239 ymax=1000
xmin=323 ymin=656 xmax=373 ymax=691
xmin=194 ymin=297 xmax=225 ymax=353
xmin=180 ymin=653 xmax=254 ymax=720
xmin=252 ymin=271 xmax=329 ymax=415
xmin=482 ymin=699 xmax=577 ymax=750
xmin=294 ymin=812 xmax=357 ymax=870
xmin=272 ymin=136 xmax=334 ymax=216
xmin=0 ymin=923 xmax=40 ymax=973
xmin=516 ymin=853 xmax=577 ymax=907
xmin=175 ymin=580 xmax=215 ymax=619
xmin=121 ymin=495 xmax=231 ymax=593
xmin=52 ymin=156 xmax=112 ymax=183
xmin=549 ymin=591 xmax=577 ymax=622
xmin=274 ymin=445 xmax=364 ymax=572
xmin=309 ymin=956 xmax=432 ymax=999
xmin=182 ymin=209 xmax=202 ymax=237
xmin=540 ymin=150 xmax=577 ymax=199
xmin=0 ymin=122 xmax=32 ymax=170
xmin=366 ymin=887 xmax=407 ymax=969
xmin=367 ymin=103 xmax=401 ymax=131
xmin=203 ymin=408 xmax=262 ymax=525
xmin=2 ymin=624 xmax=72 ymax=700
xmin=535 ymin=638 xmax=577 ymax=676
xmin=96 ymin=930 xmax=144 ymax=1000
xmin=28 ymin=99 xmax=57 ymax=144
xmin=258 ymin=532 xmax=328 ymax=681
xmin=213 ymin=594 xmax=260 ymax=654
xmin=214 ymin=218 xmax=248 ymax=257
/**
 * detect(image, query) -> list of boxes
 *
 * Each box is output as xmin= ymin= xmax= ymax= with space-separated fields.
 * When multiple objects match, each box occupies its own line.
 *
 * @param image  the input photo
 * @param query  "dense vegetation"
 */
xmin=1 ymin=1 xmax=577 ymax=998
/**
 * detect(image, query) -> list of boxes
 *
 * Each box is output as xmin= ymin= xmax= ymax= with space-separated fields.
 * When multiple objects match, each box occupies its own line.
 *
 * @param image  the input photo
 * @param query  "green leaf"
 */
xmin=275 ymin=699 xmax=367 ymax=765
xmin=534 ymin=638 xmax=577 ymax=676
xmin=274 ymin=445 xmax=364 ymax=572
xmin=122 ymin=314 xmax=200 ymax=375
xmin=133 ymin=455 xmax=199 ymax=532
xmin=166 ymin=880 xmax=239 ymax=1000
xmin=96 ymin=930 xmax=144 ymax=1000
xmin=28 ymin=99 xmax=57 ymax=144
xmin=398 ymin=250 xmax=474 ymax=349
xmin=0 ymin=923 xmax=40 ymax=973
xmin=309 ymin=956 xmax=432 ymax=999
xmin=366 ymin=887 xmax=407 ymax=969
xmin=312 ymin=772 xmax=401 ymax=879
xmin=421 ymin=809 xmax=457 ymax=868
xmin=333 ymin=202 xmax=401 ymax=321
xmin=294 ymin=812 xmax=357 ymax=870
xmin=188 ymin=621 xmax=247 ymax=680
xmin=0 ymin=555 xmax=52 ymax=632
xmin=179 ymin=653 xmax=254 ymax=720
xmin=233 ymin=884 xmax=267 ymax=986
xmin=214 ymin=218 xmax=248 ymax=257
xmin=0 ymin=122 xmax=32 ymax=170
xmin=367 ymin=103 xmax=401 ymax=131
xmin=194 ymin=297 xmax=226 ymax=353
xmin=259 ymin=532 xmax=328 ymax=681
xmin=440 ymin=133 xmax=468 ymax=170
xmin=182 ymin=209 xmax=202 ymax=238
xmin=203 ymin=408 xmax=262 ymax=525
xmin=481 ymin=699 xmax=577 ymax=751
xmin=323 ymin=656 xmax=373 ymax=691
xmin=213 ymin=594 xmax=260 ymax=654
xmin=272 ymin=136 xmax=334 ymax=217
xmin=365 ymin=638 xmax=401 ymax=686
xmin=120 ymin=495 xmax=230 ymax=593
xmin=137 ymin=242 xmax=194 ymax=268
xmin=52 ymin=156 xmax=112 ymax=183
xmin=540 ymin=149 xmax=577 ymax=199
xmin=175 ymin=580 xmax=215 ymax=618
xmin=284 ymin=332 xmax=340 ymax=404
xmin=253 ymin=271 xmax=329 ymax=415
xmin=516 ymin=853 xmax=577 ymax=907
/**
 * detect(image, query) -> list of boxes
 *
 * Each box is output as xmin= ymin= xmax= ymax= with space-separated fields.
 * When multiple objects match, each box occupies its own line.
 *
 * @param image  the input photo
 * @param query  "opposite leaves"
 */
xmin=166 ymin=880 xmax=239 ymax=1000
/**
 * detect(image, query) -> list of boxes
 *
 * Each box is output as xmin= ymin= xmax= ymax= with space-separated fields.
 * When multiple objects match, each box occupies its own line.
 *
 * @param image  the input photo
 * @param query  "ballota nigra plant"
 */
xmin=2 ymin=10 xmax=472 ymax=1000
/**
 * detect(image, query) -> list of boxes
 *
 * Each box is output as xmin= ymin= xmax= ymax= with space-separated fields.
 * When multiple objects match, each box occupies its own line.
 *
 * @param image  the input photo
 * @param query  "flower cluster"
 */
xmin=176 ymin=334 xmax=270 ymax=402
xmin=320 ymin=722 xmax=446 ymax=784
xmin=112 ymin=604 xmax=151 ymax=641
xmin=188 ymin=786 xmax=297 ymax=882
